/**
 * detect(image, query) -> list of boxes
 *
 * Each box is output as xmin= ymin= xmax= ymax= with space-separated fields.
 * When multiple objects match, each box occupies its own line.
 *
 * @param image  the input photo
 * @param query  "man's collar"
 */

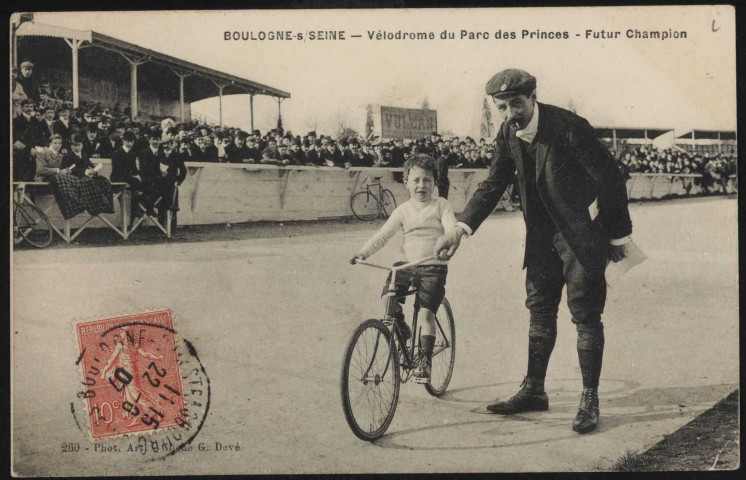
xmin=515 ymin=102 xmax=539 ymax=143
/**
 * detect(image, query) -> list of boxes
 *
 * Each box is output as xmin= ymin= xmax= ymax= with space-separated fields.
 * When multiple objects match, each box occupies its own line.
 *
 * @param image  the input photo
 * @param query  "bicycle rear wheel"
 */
xmin=14 ymin=203 xmax=53 ymax=248
xmin=341 ymin=319 xmax=400 ymax=441
xmin=350 ymin=191 xmax=381 ymax=220
xmin=380 ymin=189 xmax=397 ymax=217
xmin=425 ymin=297 xmax=455 ymax=397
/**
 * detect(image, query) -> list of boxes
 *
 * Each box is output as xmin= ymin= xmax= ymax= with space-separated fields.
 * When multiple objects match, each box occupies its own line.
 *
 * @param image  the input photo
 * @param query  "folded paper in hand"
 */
xmin=606 ymin=240 xmax=647 ymax=288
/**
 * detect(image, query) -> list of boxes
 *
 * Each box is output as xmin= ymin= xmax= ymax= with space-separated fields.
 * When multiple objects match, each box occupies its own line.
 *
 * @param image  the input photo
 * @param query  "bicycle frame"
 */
xmin=363 ymin=178 xmax=385 ymax=204
xmin=353 ymin=256 xmax=451 ymax=374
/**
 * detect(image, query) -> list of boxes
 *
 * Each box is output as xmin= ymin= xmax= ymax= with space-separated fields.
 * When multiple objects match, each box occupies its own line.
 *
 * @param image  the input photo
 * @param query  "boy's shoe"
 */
xmin=413 ymin=355 xmax=431 ymax=384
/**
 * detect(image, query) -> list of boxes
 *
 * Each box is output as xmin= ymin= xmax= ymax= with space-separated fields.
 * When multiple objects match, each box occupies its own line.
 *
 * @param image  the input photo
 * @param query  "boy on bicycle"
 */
xmin=351 ymin=154 xmax=457 ymax=383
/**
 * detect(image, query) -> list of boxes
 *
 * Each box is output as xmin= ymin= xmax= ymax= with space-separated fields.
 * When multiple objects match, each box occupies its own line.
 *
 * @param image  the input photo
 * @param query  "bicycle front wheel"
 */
xmin=341 ymin=319 xmax=400 ymax=441
xmin=425 ymin=297 xmax=456 ymax=397
xmin=350 ymin=191 xmax=381 ymax=221
xmin=14 ymin=203 xmax=53 ymax=248
xmin=380 ymin=189 xmax=397 ymax=217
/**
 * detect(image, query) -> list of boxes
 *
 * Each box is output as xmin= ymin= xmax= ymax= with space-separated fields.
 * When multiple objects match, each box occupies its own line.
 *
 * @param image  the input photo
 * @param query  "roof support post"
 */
xmin=169 ymin=68 xmax=195 ymax=123
xmin=250 ymin=94 xmax=255 ymax=132
xmin=218 ymin=86 xmax=224 ymax=126
xmin=276 ymin=97 xmax=284 ymax=132
xmin=119 ymin=53 xmax=148 ymax=120
xmin=209 ymin=79 xmax=232 ymax=127
xmin=63 ymin=38 xmax=85 ymax=109
xmin=131 ymin=63 xmax=139 ymax=119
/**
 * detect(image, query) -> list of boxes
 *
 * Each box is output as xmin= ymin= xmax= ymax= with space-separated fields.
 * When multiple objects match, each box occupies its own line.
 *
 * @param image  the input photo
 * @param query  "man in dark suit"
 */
xmin=97 ymin=127 xmax=122 ymax=158
xmin=138 ymin=130 xmax=164 ymax=215
xmin=435 ymin=69 xmax=632 ymax=434
xmin=225 ymin=131 xmax=254 ymax=163
xmin=53 ymin=106 xmax=73 ymax=152
xmin=110 ymin=131 xmax=143 ymax=215
xmin=13 ymin=99 xmax=39 ymax=181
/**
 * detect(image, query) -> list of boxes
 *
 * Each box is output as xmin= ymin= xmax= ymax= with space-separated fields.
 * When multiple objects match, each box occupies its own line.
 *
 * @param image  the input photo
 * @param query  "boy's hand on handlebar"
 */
xmin=349 ymin=254 xmax=366 ymax=264
xmin=434 ymin=227 xmax=465 ymax=260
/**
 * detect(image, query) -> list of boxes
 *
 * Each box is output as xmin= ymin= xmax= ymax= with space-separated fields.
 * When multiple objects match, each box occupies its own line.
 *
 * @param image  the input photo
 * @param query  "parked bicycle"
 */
xmin=341 ymin=256 xmax=456 ymax=441
xmin=350 ymin=176 xmax=397 ymax=221
xmin=13 ymin=189 xmax=53 ymax=248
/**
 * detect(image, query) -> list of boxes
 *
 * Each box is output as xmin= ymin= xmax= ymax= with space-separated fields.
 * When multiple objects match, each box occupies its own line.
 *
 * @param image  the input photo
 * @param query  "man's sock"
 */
xmin=526 ymin=315 xmax=557 ymax=391
xmin=576 ymin=322 xmax=604 ymax=389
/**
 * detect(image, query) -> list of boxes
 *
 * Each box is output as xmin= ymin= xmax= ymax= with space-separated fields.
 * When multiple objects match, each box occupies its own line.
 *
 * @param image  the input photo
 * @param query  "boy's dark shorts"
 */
xmin=381 ymin=262 xmax=448 ymax=313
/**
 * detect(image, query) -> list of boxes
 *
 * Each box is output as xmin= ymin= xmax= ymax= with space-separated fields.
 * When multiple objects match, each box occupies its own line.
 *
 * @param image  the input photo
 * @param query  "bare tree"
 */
xmin=480 ymin=97 xmax=494 ymax=139
xmin=365 ymin=104 xmax=375 ymax=139
xmin=421 ymin=96 xmax=431 ymax=110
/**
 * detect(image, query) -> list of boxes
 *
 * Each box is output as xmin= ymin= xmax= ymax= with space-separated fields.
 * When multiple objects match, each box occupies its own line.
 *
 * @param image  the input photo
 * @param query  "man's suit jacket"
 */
xmin=53 ymin=120 xmax=72 ymax=146
xmin=138 ymin=147 xmax=162 ymax=180
xmin=13 ymin=114 xmax=37 ymax=150
xmin=224 ymin=143 xmax=253 ymax=163
xmin=98 ymin=138 xmax=122 ymax=158
xmin=110 ymin=147 xmax=140 ymax=183
xmin=459 ymin=102 xmax=632 ymax=278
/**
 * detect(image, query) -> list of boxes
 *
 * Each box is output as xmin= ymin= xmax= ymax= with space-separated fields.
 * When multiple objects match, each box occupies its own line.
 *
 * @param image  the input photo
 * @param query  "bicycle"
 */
xmin=350 ymin=176 xmax=397 ymax=221
xmin=341 ymin=256 xmax=456 ymax=441
xmin=13 ymin=189 xmax=53 ymax=248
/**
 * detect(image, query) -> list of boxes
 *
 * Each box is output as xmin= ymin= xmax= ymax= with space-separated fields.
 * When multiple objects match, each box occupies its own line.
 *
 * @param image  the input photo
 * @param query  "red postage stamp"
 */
xmin=75 ymin=310 xmax=188 ymax=440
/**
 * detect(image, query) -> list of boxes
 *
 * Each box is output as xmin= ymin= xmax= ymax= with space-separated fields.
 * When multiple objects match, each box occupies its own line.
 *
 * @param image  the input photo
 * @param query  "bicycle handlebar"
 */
xmin=353 ymin=255 xmax=439 ymax=272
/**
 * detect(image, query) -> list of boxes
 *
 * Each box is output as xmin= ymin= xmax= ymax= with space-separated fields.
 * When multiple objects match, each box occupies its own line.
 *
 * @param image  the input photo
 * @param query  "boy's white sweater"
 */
xmin=359 ymin=196 xmax=457 ymax=265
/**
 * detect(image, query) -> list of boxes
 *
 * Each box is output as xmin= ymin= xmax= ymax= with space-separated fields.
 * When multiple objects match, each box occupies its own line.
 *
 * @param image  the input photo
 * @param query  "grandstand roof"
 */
xmin=676 ymin=130 xmax=737 ymax=140
xmin=594 ymin=127 xmax=671 ymax=139
xmin=16 ymin=21 xmax=290 ymax=100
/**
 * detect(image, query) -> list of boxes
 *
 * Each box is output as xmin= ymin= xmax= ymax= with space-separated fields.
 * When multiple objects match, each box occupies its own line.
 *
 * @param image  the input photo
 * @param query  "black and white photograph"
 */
xmin=9 ymin=5 xmax=738 ymax=475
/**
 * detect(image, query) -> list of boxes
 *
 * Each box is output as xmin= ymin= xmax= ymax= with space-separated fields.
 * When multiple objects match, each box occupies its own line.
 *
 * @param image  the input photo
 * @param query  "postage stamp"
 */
xmin=73 ymin=310 xmax=205 ymax=447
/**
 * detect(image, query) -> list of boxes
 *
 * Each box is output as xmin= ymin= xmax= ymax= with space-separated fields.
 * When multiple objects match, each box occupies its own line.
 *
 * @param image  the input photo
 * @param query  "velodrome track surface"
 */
xmin=11 ymin=196 xmax=738 ymax=475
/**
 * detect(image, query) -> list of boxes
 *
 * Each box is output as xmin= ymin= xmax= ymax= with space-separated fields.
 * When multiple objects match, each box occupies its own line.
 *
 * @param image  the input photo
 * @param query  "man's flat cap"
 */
xmin=486 ymin=69 xmax=536 ymax=98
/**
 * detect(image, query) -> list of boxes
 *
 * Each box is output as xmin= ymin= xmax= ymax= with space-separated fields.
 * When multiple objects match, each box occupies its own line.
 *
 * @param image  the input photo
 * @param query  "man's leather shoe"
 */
xmin=486 ymin=379 xmax=549 ymax=414
xmin=572 ymin=387 xmax=599 ymax=433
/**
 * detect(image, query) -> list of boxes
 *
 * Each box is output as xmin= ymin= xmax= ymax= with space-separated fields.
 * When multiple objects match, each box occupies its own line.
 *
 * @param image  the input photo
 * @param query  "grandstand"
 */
xmin=675 ymin=129 xmax=737 ymax=155
xmin=13 ymin=20 xmax=290 ymax=128
xmin=594 ymin=127 xmax=672 ymax=153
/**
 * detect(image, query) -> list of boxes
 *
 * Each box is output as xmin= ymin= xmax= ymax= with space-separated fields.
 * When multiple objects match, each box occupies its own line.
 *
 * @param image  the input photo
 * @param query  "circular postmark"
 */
xmin=71 ymin=310 xmax=210 ymax=461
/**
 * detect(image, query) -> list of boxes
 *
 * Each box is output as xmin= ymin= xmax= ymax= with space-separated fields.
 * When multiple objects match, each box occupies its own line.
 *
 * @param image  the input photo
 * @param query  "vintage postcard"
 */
xmin=10 ymin=6 xmax=738 ymax=476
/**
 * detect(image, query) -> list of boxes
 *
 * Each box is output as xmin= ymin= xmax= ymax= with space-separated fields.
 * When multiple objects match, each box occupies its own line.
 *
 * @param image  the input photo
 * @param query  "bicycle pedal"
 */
xmin=413 ymin=376 xmax=431 ymax=385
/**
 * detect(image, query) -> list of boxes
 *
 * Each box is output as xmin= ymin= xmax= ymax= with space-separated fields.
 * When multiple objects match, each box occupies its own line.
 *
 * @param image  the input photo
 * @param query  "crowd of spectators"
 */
xmin=616 ymin=144 xmax=737 ymax=193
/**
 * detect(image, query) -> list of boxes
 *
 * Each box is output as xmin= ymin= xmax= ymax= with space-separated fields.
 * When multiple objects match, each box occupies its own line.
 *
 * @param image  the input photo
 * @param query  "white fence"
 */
xmin=24 ymin=165 xmax=737 ymax=231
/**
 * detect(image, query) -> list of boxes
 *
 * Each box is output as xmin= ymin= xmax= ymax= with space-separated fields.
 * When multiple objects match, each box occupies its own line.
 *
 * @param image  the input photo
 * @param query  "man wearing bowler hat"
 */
xmin=435 ymin=69 xmax=633 ymax=433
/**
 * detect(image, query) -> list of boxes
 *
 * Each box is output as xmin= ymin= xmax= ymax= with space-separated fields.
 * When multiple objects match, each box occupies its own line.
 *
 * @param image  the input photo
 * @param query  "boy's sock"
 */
xmin=393 ymin=311 xmax=410 ymax=341
xmin=419 ymin=334 xmax=436 ymax=367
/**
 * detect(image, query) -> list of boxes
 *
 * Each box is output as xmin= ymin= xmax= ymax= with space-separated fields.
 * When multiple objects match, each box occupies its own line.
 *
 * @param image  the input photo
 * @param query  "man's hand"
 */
xmin=349 ymin=253 xmax=366 ymax=265
xmin=434 ymin=227 xmax=465 ymax=260
xmin=609 ymin=243 xmax=629 ymax=263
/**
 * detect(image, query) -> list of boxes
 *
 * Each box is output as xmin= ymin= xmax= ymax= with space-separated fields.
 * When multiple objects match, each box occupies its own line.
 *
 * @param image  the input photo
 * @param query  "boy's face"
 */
xmin=405 ymin=165 xmax=435 ymax=203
